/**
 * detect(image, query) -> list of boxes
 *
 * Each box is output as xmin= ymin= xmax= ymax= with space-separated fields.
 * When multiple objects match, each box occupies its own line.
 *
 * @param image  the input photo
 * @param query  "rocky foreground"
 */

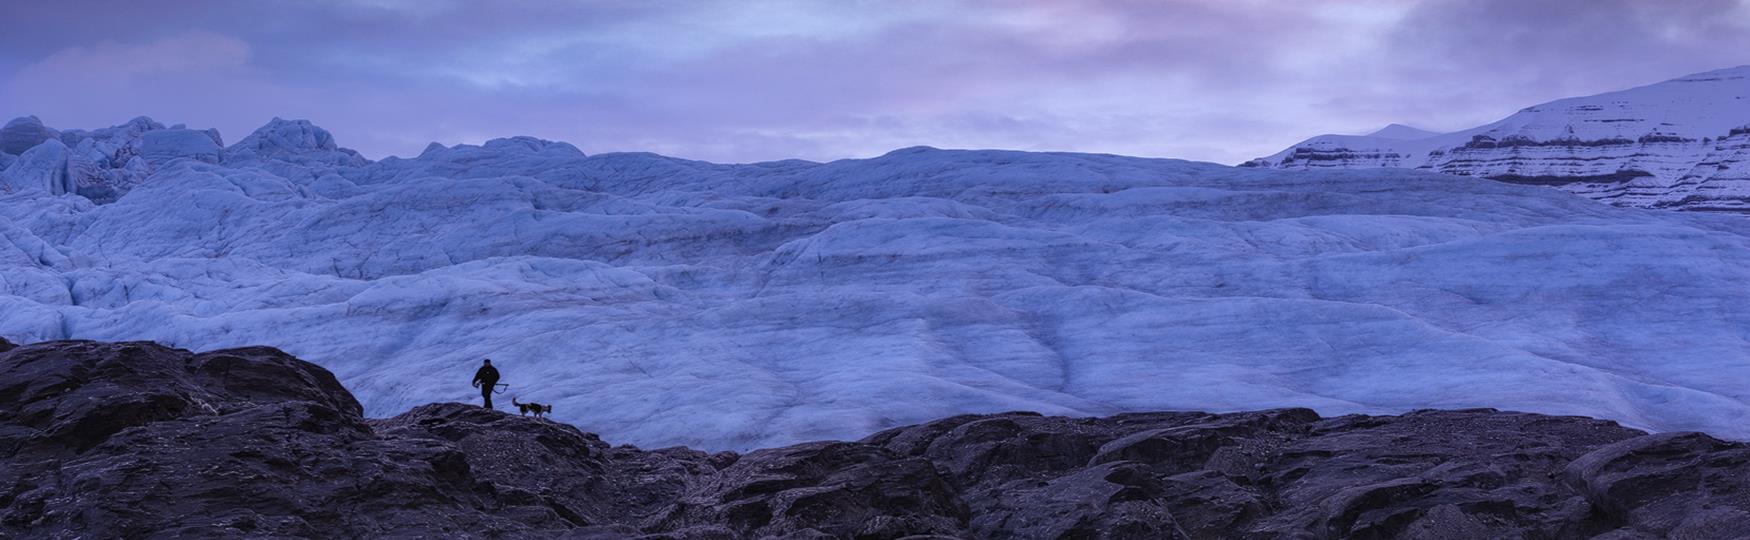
xmin=2 ymin=340 xmax=1748 ymax=539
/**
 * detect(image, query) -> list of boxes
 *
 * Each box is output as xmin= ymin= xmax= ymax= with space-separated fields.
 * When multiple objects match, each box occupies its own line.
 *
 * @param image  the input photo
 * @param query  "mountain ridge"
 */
xmin=1244 ymin=65 xmax=1750 ymax=212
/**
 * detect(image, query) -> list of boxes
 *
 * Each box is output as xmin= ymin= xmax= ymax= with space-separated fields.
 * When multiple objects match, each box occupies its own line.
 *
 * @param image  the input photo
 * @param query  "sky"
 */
xmin=2 ymin=0 xmax=1748 ymax=165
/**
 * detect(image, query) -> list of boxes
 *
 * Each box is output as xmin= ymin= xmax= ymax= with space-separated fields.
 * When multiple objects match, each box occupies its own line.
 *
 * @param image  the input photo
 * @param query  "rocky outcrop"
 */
xmin=3 ymin=341 xmax=1747 ymax=538
xmin=1246 ymin=65 xmax=1750 ymax=212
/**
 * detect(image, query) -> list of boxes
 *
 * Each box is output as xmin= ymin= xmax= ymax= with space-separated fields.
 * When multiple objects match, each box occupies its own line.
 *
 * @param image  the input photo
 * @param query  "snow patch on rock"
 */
xmin=1247 ymin=65 xmax=1750 ymax=212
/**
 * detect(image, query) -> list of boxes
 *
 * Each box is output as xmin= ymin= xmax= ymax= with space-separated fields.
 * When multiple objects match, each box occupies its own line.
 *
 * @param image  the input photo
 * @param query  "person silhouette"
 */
xmin=471 ymin=359 xmax=500 ymax=409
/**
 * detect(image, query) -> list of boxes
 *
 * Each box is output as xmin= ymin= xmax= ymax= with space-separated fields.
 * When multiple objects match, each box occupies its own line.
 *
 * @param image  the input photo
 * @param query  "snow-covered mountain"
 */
xmin=1244 ymin=66 xmax=1750 ymax=212
xmin=2 ymin=116 xmax=1749 ymax=450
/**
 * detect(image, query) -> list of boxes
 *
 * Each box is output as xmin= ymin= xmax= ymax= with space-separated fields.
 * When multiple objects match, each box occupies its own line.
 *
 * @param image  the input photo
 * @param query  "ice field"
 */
xmin=3 ymin=118 xmax=1749 ymax=450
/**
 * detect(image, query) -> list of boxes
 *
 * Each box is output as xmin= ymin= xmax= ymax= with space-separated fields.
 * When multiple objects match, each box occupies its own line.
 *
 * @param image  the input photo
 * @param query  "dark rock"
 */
xmin=652 ymin=441 xmax=968 ymax=538
xmin=1561 ymin=431 xmax=1750 ymax=537
xmin=4 ymin=341 xmax=1750 ymax=539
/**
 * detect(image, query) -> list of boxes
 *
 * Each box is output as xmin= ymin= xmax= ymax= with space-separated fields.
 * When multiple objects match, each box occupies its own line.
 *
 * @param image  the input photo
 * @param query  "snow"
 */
xmin=1364 ymin=123 xmax=1439 ymax=140
xmin=1248 ymin=65 xmax=1750 ymax=211
xmin=0 ymin=117 xmax=1748 ymax=451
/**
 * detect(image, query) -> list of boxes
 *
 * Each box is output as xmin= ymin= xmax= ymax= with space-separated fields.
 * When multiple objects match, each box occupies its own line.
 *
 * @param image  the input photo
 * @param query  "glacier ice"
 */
xmin=1 ymin=138 xmax=73 ymax=196
xmin=141 ymin=128 xmax=225 ymax=166
xmin=0 ymin=116 xmax=1748 ymax=451
xmin=0 ymin=116 xmax=59 ymax=156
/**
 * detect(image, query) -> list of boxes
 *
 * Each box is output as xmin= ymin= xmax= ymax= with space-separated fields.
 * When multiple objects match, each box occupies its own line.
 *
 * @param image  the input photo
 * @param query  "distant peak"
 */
xmin=881 ymin=145 xmax=942 ymax=157
xmin=1671 ymin=64 xmax=1750 ymax=82
xmin=481 ymin=136 xmax=584 ymax=156
xmin=258 ymin=117 xmax=323 ymax=132
xmin=1 ymin=116 xmax=61 ymax=155
xmin=236 ymin=118 xmax=340 ymax=152
xmin=227 ymin=117 xmax=368 ymax=167
xmin=260 ymin=117 xmax=321 ymax=132
xmin=1364 ymin=123 xmax=1439 ymax=140
xmin=4 ymin=116 xmax=44 ymax=128
xmin=121 ymin=116 xmax=163 ymax=129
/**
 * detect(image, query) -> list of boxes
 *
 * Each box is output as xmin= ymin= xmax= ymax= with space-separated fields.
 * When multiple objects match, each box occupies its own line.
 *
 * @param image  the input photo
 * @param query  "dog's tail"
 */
xmin=512 ymin=397 xmax=522 ymax=407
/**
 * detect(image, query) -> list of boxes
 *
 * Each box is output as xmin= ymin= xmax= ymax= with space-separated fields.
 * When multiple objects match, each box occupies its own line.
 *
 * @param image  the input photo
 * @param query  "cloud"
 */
xmin=1350 ymin=0 xmax=1750 ymax=128
xmin=0 ymin=1 xmax=1746 ymax=164
xmin=13 ymin=32 xmax=250 ymax=83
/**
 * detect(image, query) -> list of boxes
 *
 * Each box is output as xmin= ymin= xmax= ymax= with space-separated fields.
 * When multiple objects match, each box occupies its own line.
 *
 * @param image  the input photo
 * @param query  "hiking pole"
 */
xmin=493 ymin=383 xmax=509 ymax=395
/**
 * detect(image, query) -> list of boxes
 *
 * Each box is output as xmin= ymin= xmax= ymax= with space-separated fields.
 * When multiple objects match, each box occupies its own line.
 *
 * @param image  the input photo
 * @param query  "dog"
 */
xmin=512 ymin=397 xmax=553 ymax=419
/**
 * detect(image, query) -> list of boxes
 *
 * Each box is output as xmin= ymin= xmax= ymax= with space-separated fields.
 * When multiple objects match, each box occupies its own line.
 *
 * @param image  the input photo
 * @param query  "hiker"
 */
xmin=471 ymin=359 xmax=500 ymax=409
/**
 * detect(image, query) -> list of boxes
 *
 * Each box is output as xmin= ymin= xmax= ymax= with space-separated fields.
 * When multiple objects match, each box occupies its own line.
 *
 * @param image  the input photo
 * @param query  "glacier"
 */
xmin=0 ymin=116 xmax=1748 ymax=451
xmin=1245 ymin=65 xmax=1750 ymax=213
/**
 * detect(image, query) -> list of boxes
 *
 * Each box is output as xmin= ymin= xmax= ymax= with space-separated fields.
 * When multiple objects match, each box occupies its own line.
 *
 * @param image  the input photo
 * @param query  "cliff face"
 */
xmin=1246 ymin=66 xmax=1750 ymax=212
xmin=3 ymin=340 xmax=1748 ymax=539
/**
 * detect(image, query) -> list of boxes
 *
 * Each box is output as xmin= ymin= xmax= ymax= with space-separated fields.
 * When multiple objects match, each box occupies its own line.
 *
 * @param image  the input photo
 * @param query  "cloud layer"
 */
xmin=2 ymin=0 xmax=1747 ymax=164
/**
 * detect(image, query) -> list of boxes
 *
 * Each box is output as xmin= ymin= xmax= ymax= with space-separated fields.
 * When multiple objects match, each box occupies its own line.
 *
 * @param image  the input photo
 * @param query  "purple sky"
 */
xmin=3 ymin=0 xmax=1748 ymax=164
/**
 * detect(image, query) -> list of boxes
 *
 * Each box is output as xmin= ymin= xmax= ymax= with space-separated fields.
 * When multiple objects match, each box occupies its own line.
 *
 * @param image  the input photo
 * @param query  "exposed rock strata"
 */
xmin=1246 ymin=65 xmax=1750 ymax=212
